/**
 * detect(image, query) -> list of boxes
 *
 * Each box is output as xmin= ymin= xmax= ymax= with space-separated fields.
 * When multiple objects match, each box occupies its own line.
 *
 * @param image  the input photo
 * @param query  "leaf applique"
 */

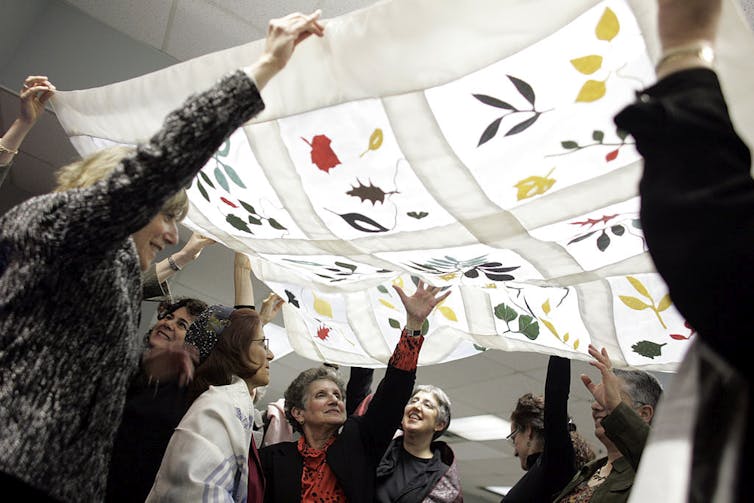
xmin=268 ymin=218 xmax=286 ymax=230
xmin=605 ymin=149 xmax=619 ymax=161
xmin=248 ymin=215 xmax=262 ymax=225
xmin=302 ymin=134 xmax=341 ymax=173
xmin=214 ymin=167 xmax=229 ymax=191
xmin=388 ymin=318 xmax=401 ymax=329
xmin=377 ymin=285 xmax=390 ymax=294
xmin=346 ymin=179 xmax=397 ymax=205
xmin=199 ymin=171 xmax=215 ymax=189
xmin=576 ymin=80 xmax=606 ymax=102
xmin=216 ymin=139 xmax=230 ymax=157
xmin=359 ymin=128 xmax=384 ymax=157
xmin=571 ymin=55 xmax=603 ymax=75
xmin=334 ymin=212 xmax=391 ymax=233
xmin=619 ymin=276 xmax=670 ymax=329
xmin=222 ymin=163 xmax=246 ymax=189
xmin=506 ymin=114 xmax=540 ymax=136
xmin=508 ymin=75 xmax=536 ymax=106
xmin=285 ymin=290 xmax=300 ymax=308
xmin=478 ymin=117 xmax=503 ymax=147
xmin=313 ymin=294 xmax=333 ymax=318
xmin=518 ymin=315 xmax=540 ymax=340
xmin=379 ymin=299 xmax=396 ymax=310
xmin=393 ymin=277 xmax=404 ymax=289
xmin=473 ymin=94 xmax=515 ymax=110
xmin=596 ymin=230 xmax=610 ymax=251
xmin=407 ymin=211 xmax=429 ymax=219
xmin=220 ymin=197 xmax=237 ymax=208
xmin=438 ymin=306 xmax=458 ymax=322
xmin=226 ymin=214 xmax=253 ymax=234
xmin=439 ymin=272 xmax=457 ymax=281
xmin=632 ymin=340 xmax=666 ymax=359
xmin=473 ymin=344 xmax=488 ymax=352
xmin=494 ymin=303 xmax=517 ymax=323
xmin=316 ymin=326 xmax=330 ymax=341
xmin=542 ymin=299 xmax=551 ymax=315
xmin=595 ymin=7 xmax=620 ymax=42
xmin=196 ymin=179 xmax=209 ymax=202
xmin=514 ymin=168 xmax=556 ymax=201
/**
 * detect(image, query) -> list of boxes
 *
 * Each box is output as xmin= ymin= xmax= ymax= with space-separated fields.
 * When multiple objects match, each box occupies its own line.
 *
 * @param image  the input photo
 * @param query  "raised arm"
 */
xmin=30 ymin=11 xmax=324 ymax=264
xmin=614 ymin=0 xmax=750 ymax=377
xmin=357 ymin=281 xmax=450 ymax=461
xmin=542 ymin=356 xmax=577 ymax=498
xmin=0 ymin=76 xmax=55 ymax=184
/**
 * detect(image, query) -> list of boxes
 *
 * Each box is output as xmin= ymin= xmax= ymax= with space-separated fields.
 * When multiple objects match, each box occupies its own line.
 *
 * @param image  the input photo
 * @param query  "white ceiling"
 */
xmin=0 ymin=0 xmax=708 ymax=500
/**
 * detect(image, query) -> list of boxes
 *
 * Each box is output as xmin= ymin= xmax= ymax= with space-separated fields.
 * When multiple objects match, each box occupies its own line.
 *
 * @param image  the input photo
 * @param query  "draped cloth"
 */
xmin=51 ymin=0 xmax=754 ymax=370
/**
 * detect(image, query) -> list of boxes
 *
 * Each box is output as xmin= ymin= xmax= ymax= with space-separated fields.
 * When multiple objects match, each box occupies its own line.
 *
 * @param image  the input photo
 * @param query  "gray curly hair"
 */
xmin=284 ymin=366 xmax=346 ymax=434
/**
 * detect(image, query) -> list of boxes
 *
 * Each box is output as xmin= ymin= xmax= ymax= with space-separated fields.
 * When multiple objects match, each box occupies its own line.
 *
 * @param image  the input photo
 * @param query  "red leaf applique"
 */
xmin=605 ymin=148 xmax=619 ymax=162
xmin=316 ymin=326 xmax=331 ymax=341
xmin=302 ymin=135 xmax=341 ymax=173
xmin=220 ymin=197 xmax=238 ymax=208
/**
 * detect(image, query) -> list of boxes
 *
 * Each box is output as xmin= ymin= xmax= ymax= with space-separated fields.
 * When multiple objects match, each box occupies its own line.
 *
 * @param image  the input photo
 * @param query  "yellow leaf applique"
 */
xmin=484 ymin=283 xmax=497 ymax=289
xmin=393 ymin=276 xmax=404 ymax=289
xmin=379 ymin=298 xmax=396 ymax=310
xmin=541 ymin=319 xmax=561 ymax=341
xmin=627 ymin=276 xmax=651 ymax=299
xmin=570 ymin=55 xmax=603 ymax=75
xmin=656 ymin=294 xmax=672 ymax=312
xmin=595 ymin=7 xmax=620 ymax=41
xmin=563 ymin=332 xmax=570 ymax=342
xmin=359 ymin=128 xmax=384 ymax=157
xmin=514 ymin=167 xmax=556 ymax=201
xmin=542 ymin=299 xmax=551 ymax=315
xmin=573 ymin=339 xmax=580 ymax=350
xmin=438 ymin=306 xmax=458 ymax=322
xmin=313 ymin=294 xmax=333 ymax=318
xmin=439 ymin=272 xmax=458 ymax=281
xmin=619 ymin=295 xmax=650 ymax=311
xmin=576 ymin=80 xmax=606 ymax=102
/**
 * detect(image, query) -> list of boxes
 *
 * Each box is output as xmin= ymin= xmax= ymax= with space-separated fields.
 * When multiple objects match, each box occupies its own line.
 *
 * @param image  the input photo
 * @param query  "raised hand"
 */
xmin=393 ymin=279 xmax=451 ymax=331
xmin=657 ymin=0 xmax=721 ymax=51
xmin=580 ymin=344 xmax=623 ymax=414
xmin=259 ymin=292 xmax=284 ymax=325
xmin=142 ymin=344 xmax=199 ymax=388
xmin=19 ymin=75 xmax=55 ymax=126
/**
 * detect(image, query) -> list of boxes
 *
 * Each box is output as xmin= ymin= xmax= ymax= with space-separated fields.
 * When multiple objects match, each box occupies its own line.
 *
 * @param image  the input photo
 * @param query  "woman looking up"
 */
xmin=260 ymin=280 xmax=450 ymax=503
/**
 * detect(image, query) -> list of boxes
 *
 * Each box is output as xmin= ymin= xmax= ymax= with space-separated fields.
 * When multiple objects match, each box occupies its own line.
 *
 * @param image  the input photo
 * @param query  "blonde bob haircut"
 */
xmin=54 ymin=145 xmax=189 ymax=221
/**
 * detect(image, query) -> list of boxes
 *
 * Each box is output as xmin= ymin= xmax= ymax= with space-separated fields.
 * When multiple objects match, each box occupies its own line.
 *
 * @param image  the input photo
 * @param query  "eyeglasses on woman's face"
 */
xmin=506 ymin=426 xmax=521 ymax=445
xmin=251 ymin=337 xmax=269 ymax=350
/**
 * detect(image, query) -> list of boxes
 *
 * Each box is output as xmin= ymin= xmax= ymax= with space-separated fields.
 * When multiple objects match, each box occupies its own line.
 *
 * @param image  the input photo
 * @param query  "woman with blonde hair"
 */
xmin=0 ymin=11 xmax=324 ymax=502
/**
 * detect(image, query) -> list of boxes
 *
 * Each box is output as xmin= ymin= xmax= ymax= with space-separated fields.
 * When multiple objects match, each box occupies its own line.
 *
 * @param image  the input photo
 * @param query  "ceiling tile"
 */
xmin=206 ymin=0 xmax=322 ymax=31
xmin=318 ymin=0 xmax=380 ymax=18
xmin=64 ymin=0 xmax=173 ymax=49
xmin=164 ymin=0 xmax=261 ymax=61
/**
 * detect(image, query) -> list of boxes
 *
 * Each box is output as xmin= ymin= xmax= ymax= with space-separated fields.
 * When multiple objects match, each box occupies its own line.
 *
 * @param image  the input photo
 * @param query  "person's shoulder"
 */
xmin=259 ymin=440 xmax=298 ymax=456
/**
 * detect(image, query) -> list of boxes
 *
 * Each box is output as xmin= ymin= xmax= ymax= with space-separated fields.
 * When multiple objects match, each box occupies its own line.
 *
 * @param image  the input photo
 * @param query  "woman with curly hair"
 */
xmin=502 ymin=356 xmax=595 ymax=502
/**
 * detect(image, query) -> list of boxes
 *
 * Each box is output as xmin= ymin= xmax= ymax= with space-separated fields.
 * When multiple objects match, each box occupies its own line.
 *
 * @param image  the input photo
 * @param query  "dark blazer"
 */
xmin=260 ymin=363 xmax=416 ymax=503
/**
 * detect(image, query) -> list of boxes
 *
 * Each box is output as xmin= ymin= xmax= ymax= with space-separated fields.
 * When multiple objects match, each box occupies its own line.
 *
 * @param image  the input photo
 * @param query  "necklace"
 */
xmin=588 ymin=463 xmax=612 ymax=487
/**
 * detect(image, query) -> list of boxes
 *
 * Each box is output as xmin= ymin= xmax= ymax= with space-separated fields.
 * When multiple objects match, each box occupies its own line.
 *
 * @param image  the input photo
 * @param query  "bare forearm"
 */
xmin=0 ymin=119 xmax=34 ymax=166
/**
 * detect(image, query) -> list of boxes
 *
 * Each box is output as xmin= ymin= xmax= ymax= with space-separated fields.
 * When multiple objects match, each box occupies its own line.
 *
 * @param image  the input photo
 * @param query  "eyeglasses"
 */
xmin=251 ymin=338 xmax=269 ymax=350
xmin=506 ymin=427 xmax=520 ymax=445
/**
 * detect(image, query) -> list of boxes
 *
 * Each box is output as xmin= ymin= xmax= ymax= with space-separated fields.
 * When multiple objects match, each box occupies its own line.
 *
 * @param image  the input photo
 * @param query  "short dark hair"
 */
xmin=188 ymin=308 xmax=263 ymax=402
xmin=510 ymin=392 xmax=545 ymax=441
xmin=284 ymin=366 xmax=346 ymax=434
xmin=158 ymin=297 xmax=208 ymax=320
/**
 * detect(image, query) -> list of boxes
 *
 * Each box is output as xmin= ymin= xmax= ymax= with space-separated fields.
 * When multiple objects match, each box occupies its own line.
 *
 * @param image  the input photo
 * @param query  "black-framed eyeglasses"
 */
xmin=506 ymin=427 xmax=520 ymax=444
xmin=252 ymin=338 xmax=269 ymax=350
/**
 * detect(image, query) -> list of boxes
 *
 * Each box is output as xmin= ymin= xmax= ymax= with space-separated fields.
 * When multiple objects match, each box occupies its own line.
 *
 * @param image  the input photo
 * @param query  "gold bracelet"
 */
xmin=656 ymin=42 xmax=715 ymax=72
xmin=0 ymin=142 xmax=18 ymax=155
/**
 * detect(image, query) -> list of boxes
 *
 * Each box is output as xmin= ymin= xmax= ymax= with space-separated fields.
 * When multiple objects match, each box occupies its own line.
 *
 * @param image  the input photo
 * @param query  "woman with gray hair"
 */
xmin=260 ymin=280 xmax=450 ymax=502
xmin=375 ymin=383 xmax=463 ymax=502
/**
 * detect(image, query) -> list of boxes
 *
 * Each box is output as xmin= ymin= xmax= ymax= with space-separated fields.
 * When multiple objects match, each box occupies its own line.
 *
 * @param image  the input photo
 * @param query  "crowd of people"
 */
xmin=0 ymin=0 xmax=749 ymax=501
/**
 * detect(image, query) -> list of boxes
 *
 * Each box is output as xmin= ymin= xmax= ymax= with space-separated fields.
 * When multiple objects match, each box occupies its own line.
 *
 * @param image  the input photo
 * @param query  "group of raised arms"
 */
xmin=0 ymin=0 xmax=749 ymax=502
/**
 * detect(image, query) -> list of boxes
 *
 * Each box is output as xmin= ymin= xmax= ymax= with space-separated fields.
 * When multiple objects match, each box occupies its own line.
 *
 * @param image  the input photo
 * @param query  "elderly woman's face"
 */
xmin=296 ymin=378 xmax=346 ymax=431
xmin=401 ymin=390 xmax=444 ymax=436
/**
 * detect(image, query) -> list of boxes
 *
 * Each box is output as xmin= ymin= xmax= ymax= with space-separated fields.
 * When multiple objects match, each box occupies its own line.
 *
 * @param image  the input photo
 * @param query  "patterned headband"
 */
xmin=184 ymin=304 xmax=234 ymax=364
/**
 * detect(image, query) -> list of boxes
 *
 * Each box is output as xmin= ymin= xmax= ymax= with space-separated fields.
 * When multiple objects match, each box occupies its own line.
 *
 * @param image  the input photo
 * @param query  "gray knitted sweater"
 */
xmin=0 ymin=70 xmax=263 ymax=502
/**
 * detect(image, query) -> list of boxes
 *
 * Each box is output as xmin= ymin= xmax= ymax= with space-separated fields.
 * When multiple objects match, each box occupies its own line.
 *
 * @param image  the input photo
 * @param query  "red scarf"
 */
xmin=297 ymin=436 xmax=346 ymax=502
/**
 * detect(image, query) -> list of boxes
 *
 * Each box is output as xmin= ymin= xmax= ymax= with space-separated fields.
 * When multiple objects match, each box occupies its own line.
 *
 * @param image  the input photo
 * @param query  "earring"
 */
xmin=527 ymin=440 xmax=531 ymax=447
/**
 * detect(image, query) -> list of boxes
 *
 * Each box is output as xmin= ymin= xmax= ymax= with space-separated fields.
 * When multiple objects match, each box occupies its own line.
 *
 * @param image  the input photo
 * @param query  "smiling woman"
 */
xmin=260 ymin=280 xmax=450 ymax=503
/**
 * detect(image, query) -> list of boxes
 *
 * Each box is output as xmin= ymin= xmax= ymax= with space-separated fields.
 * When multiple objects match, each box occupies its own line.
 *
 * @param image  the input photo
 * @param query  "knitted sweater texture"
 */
xmin=0 ymin=70 xmax=263 ymax=502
